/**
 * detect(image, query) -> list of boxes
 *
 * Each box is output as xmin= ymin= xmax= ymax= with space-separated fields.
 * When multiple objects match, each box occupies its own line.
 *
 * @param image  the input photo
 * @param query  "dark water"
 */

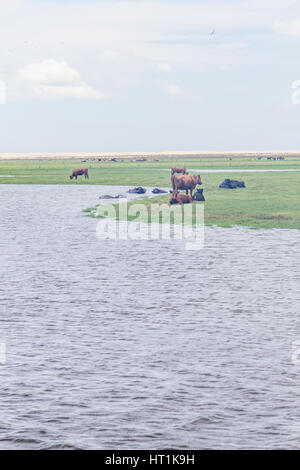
xmin=0 ymin=184 xmax=299 ymax=450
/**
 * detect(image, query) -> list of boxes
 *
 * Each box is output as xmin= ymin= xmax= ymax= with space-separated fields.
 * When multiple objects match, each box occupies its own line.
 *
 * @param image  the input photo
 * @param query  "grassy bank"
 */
xmin=1 ymin=157 xmax=300 ymax=229
xmin=85 ymin=166 xmax=300 ymax=229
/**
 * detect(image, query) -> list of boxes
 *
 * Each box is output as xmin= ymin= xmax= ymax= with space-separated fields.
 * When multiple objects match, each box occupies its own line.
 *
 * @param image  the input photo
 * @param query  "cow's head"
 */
xmin=69 ymin=175 xmax=73 ymax=180
xmin=194 ymin=174 xmax=202 ymax=185
xmin=169 ymin=190 xmax=179 ymax=204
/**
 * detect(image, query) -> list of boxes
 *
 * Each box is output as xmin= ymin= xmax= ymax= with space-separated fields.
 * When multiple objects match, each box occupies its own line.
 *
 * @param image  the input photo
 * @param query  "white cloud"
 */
xmin=157 ymin=63 xmax=172 ymax=72
xmin=18 ymin=59 xmax=104 ymax=100
xmin=99 ymin=49 xmax=123 ymax=63
xmin=273 ymin=19 xmax=300 ymax=36
xmin=0 ymin=1 xmax=293 ymax=70
xmin=32 ymin=82 xmax=105 ymax=100
xmin=0 ymin=0 xmax=298 ymax=104
xmin=20 ymin=59 xmax=80 ymax=84
xmin=166 ymin=83 xmax=183 ymax=95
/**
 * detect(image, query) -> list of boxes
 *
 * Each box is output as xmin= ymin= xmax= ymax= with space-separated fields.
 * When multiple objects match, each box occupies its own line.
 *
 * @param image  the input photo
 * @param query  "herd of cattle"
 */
xmin=69 ymin=165 xmax=204 ymax=204
xmin=169 ymin=167 xmax=203 ymax=204
xmin=69 ymin=155 xmax=287 ymax=204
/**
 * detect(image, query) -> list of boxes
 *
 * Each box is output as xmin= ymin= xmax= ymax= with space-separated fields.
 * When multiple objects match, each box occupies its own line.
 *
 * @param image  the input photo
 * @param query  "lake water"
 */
xmin=0 ymin=184 xmax=299 ymax=449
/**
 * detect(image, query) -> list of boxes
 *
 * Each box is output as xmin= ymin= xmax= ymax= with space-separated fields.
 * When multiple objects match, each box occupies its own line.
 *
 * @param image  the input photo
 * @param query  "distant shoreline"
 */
xmin=0 ymin=150 xmax=300 ymax=160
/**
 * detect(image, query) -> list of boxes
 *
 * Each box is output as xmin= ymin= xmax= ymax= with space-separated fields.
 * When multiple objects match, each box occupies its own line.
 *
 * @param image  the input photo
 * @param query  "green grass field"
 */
xmin=1 ymin=157 xmax=300 ymax=229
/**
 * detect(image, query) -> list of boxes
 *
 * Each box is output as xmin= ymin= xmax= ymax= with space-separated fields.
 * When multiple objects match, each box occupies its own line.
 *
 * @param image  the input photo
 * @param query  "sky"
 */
xmin=1 ymin=0 xmax=300 ymax=152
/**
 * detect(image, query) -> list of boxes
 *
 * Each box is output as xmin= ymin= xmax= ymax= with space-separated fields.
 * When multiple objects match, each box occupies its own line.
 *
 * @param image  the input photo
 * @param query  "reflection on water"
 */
xmin=0 ymin=185 xmax=300 ymax=450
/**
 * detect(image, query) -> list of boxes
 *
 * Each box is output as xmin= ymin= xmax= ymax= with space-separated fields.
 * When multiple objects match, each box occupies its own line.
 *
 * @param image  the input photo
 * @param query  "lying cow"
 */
xmin=169 ymin=190 xmax=193 ymax=205
xmin=69 ymin=168 xmax=89 ymax=180
xmin=171 ymin=173 xmax=202 ymax=197
xmin=193 ymin=188 xmax=205 ymax=201
xmin=171 ymin=166 xmax=188 ymax=175
xmin=127 ymin=186 xmax=146 ymax=194
xmin=219 ymin=178 xmax=245 ymax=189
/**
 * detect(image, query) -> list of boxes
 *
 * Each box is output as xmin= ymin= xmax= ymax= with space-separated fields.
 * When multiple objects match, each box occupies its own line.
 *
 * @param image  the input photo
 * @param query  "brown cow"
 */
xmin=69 ymin=168 xmax=89 ymax=180
xmin=171 ymin=174 xmax=202 ymax=197
xmin=169 ymin=190 xmax=193 ymax=205
xmin=171 ymin=166 xmax=188 ymax=175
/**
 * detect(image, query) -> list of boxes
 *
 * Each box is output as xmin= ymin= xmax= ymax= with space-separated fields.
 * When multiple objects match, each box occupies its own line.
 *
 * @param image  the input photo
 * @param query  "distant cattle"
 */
xmin=69 ymin=168 xmax=89 ymax=180
xmin=171 ymin=174 xmax=202 ymax=197
xmin=169 ymin=190 xmax=193 ymax=205
xmin=171 ymin=166 xmax=188 ymax=175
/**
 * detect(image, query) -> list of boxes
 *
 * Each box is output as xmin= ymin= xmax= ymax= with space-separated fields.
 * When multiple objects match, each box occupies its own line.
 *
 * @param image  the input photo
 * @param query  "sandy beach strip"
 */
xmin=0 ymin=150 xmax=300 ymax=161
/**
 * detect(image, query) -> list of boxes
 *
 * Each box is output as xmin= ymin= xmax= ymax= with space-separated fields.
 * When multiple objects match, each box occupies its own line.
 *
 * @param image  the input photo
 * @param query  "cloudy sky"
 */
xmin=1 ymin=0 xmax=300 ymax=152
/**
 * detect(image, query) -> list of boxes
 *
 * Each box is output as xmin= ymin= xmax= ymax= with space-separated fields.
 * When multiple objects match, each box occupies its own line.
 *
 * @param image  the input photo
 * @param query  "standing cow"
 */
xmin=171 ymin=174 xmax=202 ymax=198
xmin=69 ymin=168 xmax=89 ymax=180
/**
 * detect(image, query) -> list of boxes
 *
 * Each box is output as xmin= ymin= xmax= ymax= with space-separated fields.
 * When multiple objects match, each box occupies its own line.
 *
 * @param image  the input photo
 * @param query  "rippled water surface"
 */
xmin=0 ymin=185 xmax=300 ymax=450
